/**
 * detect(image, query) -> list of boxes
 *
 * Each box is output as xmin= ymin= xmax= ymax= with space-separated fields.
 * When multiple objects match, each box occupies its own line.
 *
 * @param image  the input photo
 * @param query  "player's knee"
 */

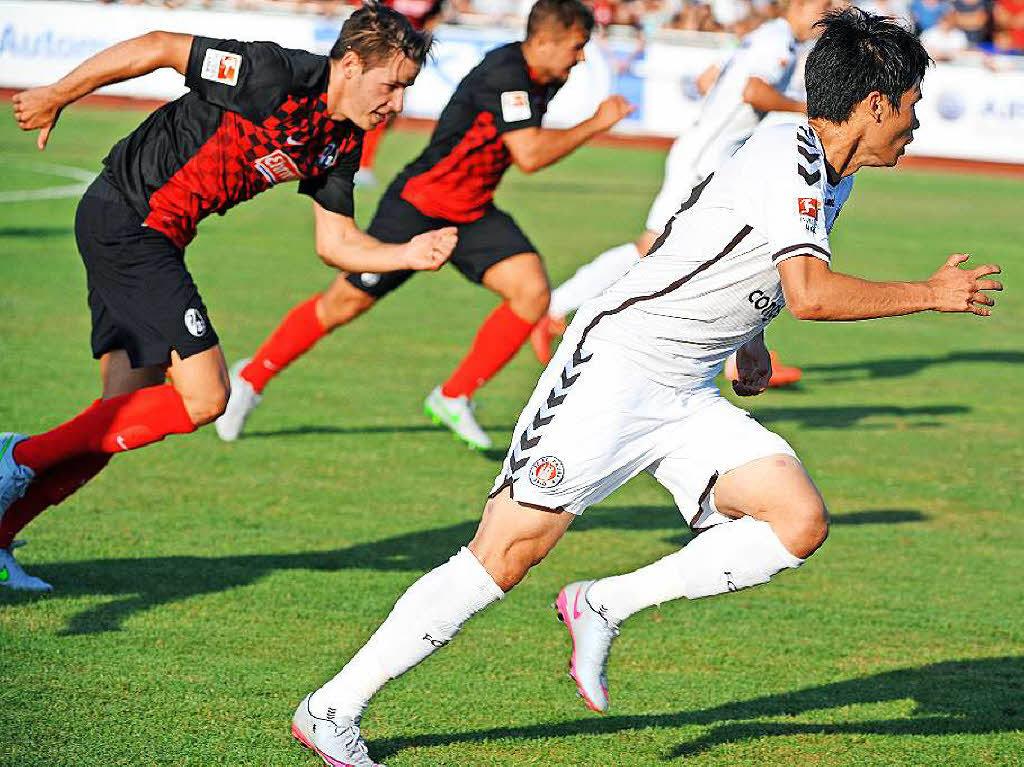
xmin=788 ymin=499 xmax=829 ymax=559
xmin=181 ymin=384 xmax=229 ymax=427
xmin=470 ymin=537 xmax=547 ymax=592
xmin=508 ymin=281 xmax=550 ymax=323
xmin=320 ymin=286 xmax=375 ymax=329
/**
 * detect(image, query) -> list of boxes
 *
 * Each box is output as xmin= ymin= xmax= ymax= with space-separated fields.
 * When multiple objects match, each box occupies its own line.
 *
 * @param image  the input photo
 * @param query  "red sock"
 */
xmin=241 ymin=294 xmax=327 ymax=394
xmin=0 ymin=454 xmax=111 ymax=548
xmin=13 ymin=386 xmax=195 ymax=473
xmin=360 ymin=120 xmax=386 ymax=170
xmin=441 ymin=303 xmax=534 ymax=398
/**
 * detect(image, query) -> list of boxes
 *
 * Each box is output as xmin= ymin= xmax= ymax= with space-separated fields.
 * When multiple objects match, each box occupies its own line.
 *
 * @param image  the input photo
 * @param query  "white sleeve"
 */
xmin=746 ymin=28 xmax=794 ymax=87
xmin=756 ymin=125 xmax=832 ymax=267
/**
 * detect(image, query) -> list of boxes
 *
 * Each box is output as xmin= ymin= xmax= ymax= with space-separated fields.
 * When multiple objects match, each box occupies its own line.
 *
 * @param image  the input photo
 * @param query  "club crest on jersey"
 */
xmin=201 ymin=49 xmax=241 ymax=86
xmin=798 ymin=197 xmax=819 ymax=233
xmin=529 ymin=456 xmax=564 ymax=489
xmin=254 ymin=150 xmax=303 ymax=183
xmin=501 ymin=91 xmax=531 ymax=123
xmin=317 ymin=142 xmax=338 ymax=170
xmin=184 ymin=308 xmax=207 ymax=337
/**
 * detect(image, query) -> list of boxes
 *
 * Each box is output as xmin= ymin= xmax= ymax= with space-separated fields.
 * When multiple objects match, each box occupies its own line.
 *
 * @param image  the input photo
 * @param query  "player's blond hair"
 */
xmin=330 ymin=3 xmax=433 ymax=70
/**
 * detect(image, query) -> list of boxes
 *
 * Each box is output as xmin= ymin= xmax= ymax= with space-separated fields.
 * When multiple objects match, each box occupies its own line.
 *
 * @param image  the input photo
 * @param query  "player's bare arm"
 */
xmin=779 ymin=252 xmax=1003 ymax=321
xmin=502 ymin=95 xmax=634 ymax=173
xmin=312 ymin=202 xmax=456 ymax=273
xmin=732 ymin=331 xmax=772 ymax=397
xmin=742 ymin=76 xmax=806 ymax=114
xmin=12 ymin=31 xmax=192 ymax=149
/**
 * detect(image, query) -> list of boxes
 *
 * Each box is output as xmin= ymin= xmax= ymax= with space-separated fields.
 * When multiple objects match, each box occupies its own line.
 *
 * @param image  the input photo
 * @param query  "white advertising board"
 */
xmin=2 ymin=0 xmax=1021 ymax=162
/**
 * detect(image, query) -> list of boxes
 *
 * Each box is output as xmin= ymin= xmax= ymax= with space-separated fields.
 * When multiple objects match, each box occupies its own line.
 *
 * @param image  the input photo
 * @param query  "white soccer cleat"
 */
xmin=215 ymin=359 xmax=263 ymax=442
xmin=555 ymin=580 xmax=620 ymax=713
xmin=423 ymin=386 xmax=493 ymax=450
xmin=0 ymin=432 xmax=34 ymax=520
xmin=291 ymin=694 xmax=384 ymax=767
xmin=0 ymin=541 xmax=53 ymax=592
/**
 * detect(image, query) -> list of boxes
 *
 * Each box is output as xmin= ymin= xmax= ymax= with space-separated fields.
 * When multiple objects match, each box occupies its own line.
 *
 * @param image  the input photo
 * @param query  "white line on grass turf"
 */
xmin=0 ymin=160 xmax=96 ymax=203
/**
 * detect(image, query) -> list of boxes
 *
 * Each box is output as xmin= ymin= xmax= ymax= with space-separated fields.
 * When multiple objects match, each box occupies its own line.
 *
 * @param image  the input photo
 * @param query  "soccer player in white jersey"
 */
xmin=290 ymin=11 xmax=1002 ymax=765
xmin=531 ymin=0 xmax=831 ymax=381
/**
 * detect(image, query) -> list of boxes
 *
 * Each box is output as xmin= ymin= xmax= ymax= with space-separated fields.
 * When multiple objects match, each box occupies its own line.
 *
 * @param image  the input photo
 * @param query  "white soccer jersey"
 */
xmin=685 ymin=18 xmax=799 ymax=180
xmin=584 ymin=120 xmax=855 ymax=390
xmin=646 ymin=18 xmax=801 ymax=232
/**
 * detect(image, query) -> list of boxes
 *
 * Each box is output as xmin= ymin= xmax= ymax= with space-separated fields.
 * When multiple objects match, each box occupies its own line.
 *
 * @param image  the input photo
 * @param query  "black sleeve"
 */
xmin=477 ymin=58 xmax=544 ymax=136
xmin=185 ymin=37 xmax=326 ymax=123
xmin=297 ymin=132 xmax=364 ymax=218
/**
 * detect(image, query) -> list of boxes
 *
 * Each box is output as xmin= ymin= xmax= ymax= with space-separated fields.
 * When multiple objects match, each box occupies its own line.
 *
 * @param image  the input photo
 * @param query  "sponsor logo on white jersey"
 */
xmin=254 ymin=150 xmax=303 ymax=183
xmin=798 ymin=197 xmax=819 ymax=233
xmin=201 ymin=49 xmax=241 ymax=86
xmin=501 ymin=91 xmax=531 ymax=123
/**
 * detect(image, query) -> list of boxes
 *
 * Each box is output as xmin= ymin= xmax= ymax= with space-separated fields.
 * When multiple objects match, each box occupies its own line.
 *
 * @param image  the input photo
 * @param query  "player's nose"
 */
xmin=391 ymin=87 xmax=406 ymax=114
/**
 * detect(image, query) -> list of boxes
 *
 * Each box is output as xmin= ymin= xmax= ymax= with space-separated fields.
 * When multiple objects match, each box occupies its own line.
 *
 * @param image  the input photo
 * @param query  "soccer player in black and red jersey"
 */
xmin=0 ymin=5 xmax=455 ymax=591
xmin=216 ymin=0 xmax=635 ymax=449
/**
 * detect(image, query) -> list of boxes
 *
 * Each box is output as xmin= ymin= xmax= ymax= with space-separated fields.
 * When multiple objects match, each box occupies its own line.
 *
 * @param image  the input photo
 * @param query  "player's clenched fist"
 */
xmin=591 ymin=95 xmax=635 ymax=131
xmin=12 ymin=85 xmax=64 ymax=150
xmin=404 ymin=227 xmax=457 ymax=271
xmin=732 ymin=335 xmax=771 ymax=397
xmin=926 ymin=253 xmax=1003 ymax=316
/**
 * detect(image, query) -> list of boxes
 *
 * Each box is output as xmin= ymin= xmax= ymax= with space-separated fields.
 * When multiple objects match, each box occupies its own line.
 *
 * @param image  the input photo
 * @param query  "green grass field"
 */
xmin=0 ymin=105 xmax=1021 ymax=766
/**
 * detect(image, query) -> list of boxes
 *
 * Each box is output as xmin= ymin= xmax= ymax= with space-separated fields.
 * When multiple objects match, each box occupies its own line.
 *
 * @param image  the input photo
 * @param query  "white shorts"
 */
xmin=490 ymin=328 xmax=796 ymax=530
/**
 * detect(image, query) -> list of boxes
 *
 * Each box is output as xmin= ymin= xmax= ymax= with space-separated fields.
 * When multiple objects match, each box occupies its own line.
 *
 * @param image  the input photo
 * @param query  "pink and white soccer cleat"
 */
xmin=555 ymin=580 xmax=620 ymax=713
xmin=291 ymin=694 xmax=384 ymax=767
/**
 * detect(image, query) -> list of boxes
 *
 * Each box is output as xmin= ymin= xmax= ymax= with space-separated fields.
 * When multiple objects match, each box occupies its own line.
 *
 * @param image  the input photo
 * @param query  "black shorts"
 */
xmin=348 ymin=192 xmax=536 ymax=298
xmin=75 ymin=176 xmax=218 ymax=369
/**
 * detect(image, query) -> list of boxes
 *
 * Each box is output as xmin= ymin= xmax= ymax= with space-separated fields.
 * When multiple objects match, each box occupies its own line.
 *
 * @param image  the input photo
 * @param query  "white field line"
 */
xmin=1 ymin=160 xmax=96 ymax=202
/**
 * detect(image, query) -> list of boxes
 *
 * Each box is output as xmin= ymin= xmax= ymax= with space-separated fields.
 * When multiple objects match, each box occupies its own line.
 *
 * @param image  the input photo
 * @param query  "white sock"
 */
xmin=309 ymin=547 xmax=503 ymax=719
xmin=586 ymin=516 xmax=805 ymax=624
xmin=549 ymin=243 xmax=639 ymax=318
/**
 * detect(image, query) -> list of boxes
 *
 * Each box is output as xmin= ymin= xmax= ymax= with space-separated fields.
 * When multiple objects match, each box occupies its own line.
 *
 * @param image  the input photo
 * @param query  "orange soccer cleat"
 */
xmin=529 ymin=315 xmax=567 ymax=364
xmin=724 ymin=350 xmax=803 ymax=388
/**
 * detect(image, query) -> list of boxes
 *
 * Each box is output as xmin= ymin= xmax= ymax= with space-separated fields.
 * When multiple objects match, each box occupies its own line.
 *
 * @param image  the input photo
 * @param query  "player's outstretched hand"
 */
xmin=926 ymin=253 xmax=1002 ymax=316
xmin=592 ymin=95 xmax=636 ymax=132
xmin=732 ymin=337 xmax=771 ymax=397
xmin=405 ymin=226 xmax=457 ymax=271
xmin=12 ymin=85 xmax=63 ymax=150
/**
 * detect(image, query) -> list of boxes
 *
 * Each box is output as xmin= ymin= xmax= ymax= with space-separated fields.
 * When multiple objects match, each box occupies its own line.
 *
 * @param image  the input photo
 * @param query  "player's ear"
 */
xmin=340 ymin=49 xmax=365 ymax=78
xmin=867 ymin=91 xmax=886 ymax=124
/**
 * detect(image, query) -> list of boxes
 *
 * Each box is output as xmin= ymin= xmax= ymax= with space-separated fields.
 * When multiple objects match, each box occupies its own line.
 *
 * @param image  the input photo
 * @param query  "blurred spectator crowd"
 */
xmin=95 ymin=0 xmax=1024 ymax=57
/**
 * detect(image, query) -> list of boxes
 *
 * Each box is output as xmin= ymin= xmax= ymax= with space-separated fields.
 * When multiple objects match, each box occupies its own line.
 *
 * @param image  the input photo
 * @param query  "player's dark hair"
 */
xmin=805 ymin=7 xmax=931 ymax=123
xmin=330 ymin=2 xmax=433 ymax=70
xmin=526 ymin=0 xmax=595 ymax=39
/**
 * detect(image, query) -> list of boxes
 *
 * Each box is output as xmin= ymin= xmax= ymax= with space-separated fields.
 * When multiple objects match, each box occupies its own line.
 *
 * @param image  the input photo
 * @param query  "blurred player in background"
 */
xmin=0 ymin=6 xmax=450 ymax=591
xmin=531 ymin=0 xmax=834 ymax=390
xmin=356 ymin=0 xmax=445 ymax=186
xmin=289 ymin=11 xmax=1003 ymax=766
xmin=217 ymin=0 xmax=634 ymax=450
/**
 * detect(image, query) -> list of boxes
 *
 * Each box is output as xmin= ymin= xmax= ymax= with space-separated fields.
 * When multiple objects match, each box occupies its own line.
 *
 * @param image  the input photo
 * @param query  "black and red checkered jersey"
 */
xmin=392 ymin=42 xmax=562 ymax=223
xmin=101 ymin=37 xmax=363 ymax=249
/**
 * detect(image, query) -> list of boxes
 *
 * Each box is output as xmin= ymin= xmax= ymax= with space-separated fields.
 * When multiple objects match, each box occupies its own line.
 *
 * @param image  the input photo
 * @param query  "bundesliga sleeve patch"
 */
xmin=201 ymin=49 xmax=242 ymax=86
xmin=501 ymin=91 xmax=532 ymax=123
xmin=798 ymin=197 xmax=819 ymax=233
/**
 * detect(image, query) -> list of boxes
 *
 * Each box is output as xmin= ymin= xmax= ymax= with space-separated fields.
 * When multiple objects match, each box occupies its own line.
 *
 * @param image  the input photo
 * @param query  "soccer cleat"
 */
xmin=724 ymin=350 xmax=803 ymax=388
xmin=0 ymin=541 xmax=53 ymax=592
xmin=555 ymin=580 xmax=619 ymax=713
xmin=291 ymin=694 xmax=384 ymax=767
xmin=424 ymin=386 xmax=492 ymax=450
xmin=0 ymin=432 xmax=34 ymax=520
xmin=215 ymin=359 xmax=263 ymax=442
xmin=353 ymin=169 xmax=378 ymax=187
xmin=529 ymin=315 xmax=567 ymax=364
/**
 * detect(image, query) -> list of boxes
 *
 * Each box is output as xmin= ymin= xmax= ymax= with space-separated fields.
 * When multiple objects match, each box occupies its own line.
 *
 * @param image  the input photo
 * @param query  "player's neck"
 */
xmin=520 ymin=40 xmax=551 ymax=85
xmin=809 ymin=119 xmax=862 ymax=181
xmin=326 ymin=59 xmax=349 ymax=121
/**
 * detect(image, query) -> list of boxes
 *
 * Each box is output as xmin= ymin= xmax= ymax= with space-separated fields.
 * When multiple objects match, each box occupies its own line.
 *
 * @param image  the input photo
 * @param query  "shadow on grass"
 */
xmin=803 ymin=350 xmax=1024 ymax=382
xmin=4 ymin=505 xmax=924 ymax=635
xmin=0 ymin=226 xmax=74 ymax=239
xmin=241 ymin=423 xmax=514 ymax=440
xmin=367 ymin=656 xmax=1024 ymax=761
